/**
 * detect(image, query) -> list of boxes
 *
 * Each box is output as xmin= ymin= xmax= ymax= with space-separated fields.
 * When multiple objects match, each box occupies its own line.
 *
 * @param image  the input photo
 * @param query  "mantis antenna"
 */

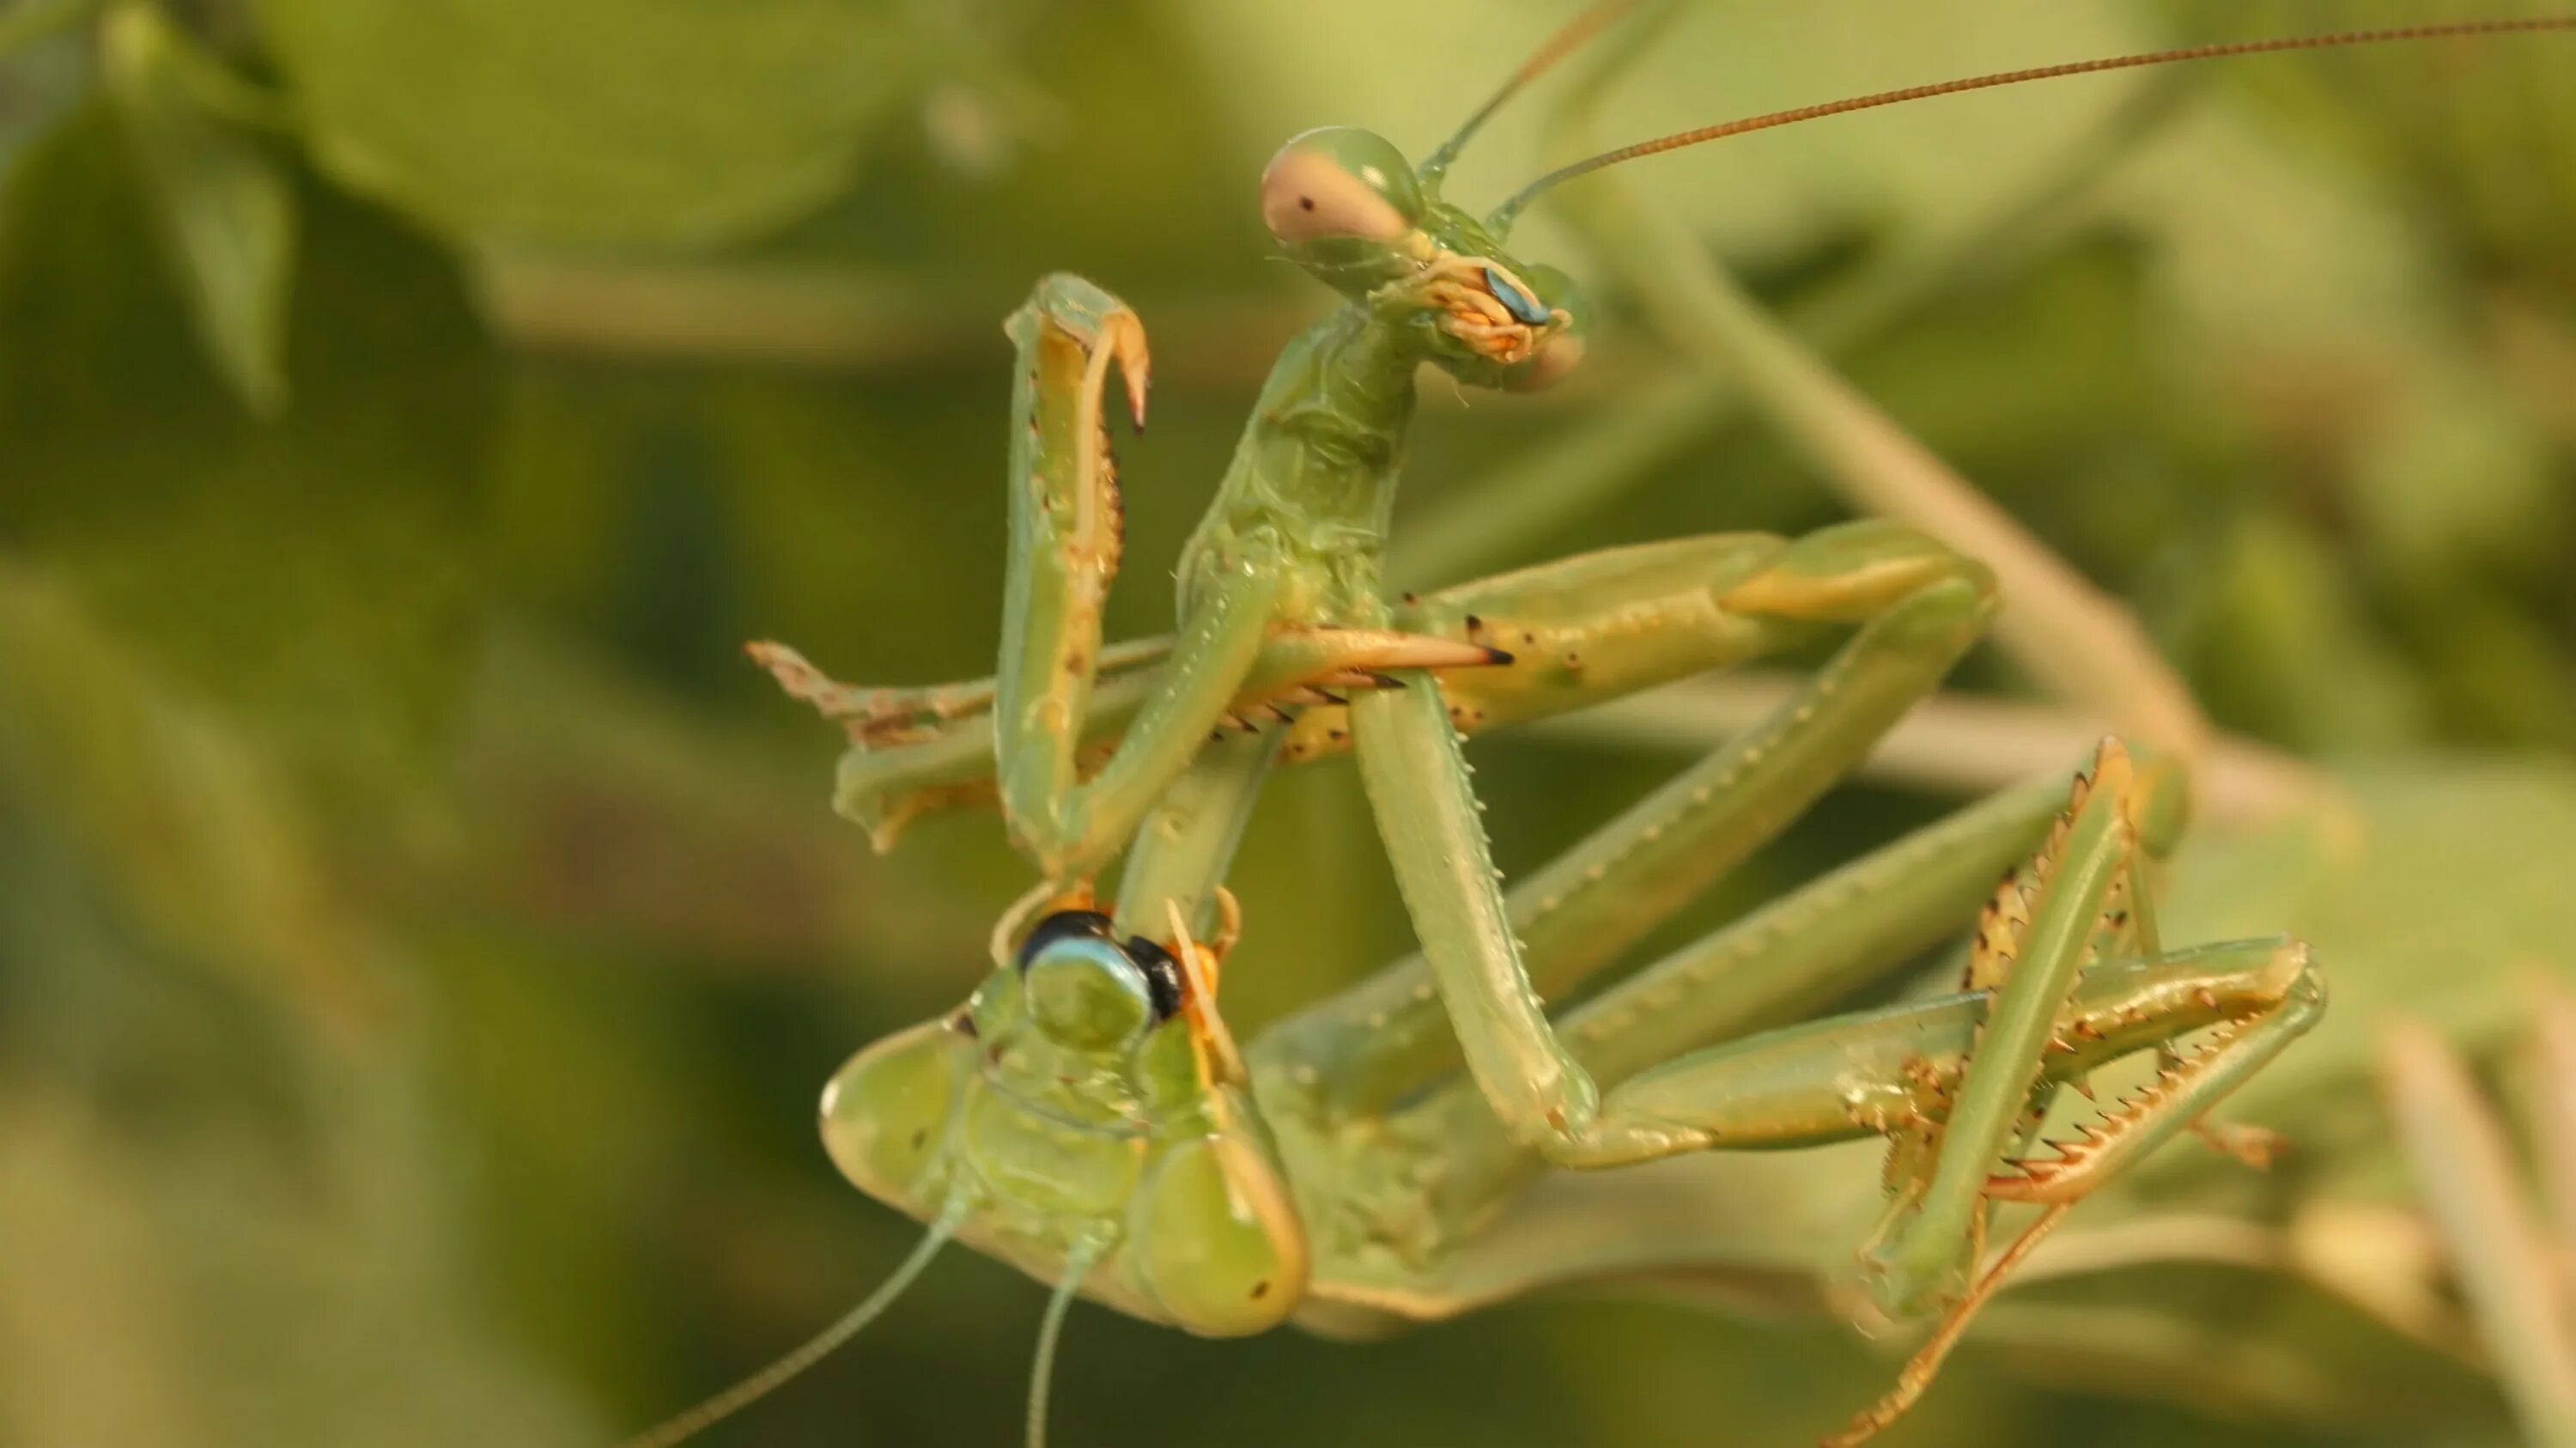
xmin=1487 ymin=15 xmax=2576 ymax=232
xmin=1417 ymin=0 xmax=1642 ymax=185
xmin=1026 ymin=1242 xmax=1108 ymax=1448
xmin=618 ymin=1206 xmax=963 ymax=1448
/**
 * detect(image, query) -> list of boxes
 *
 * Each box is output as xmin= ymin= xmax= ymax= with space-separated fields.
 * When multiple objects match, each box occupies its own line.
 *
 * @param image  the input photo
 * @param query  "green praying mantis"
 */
xmin=627 ymin=9 xmax=2576 ymax=1447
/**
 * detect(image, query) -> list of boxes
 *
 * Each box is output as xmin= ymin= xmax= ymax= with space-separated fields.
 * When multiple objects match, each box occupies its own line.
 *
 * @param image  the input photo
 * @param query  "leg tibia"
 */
xmin=1862 ymin=739 xmax=2165 ymax=1317
xmin=1987 ymin=949 xmax=2325 ymax=1202
xmin=1557 ymin=776 xmax=2069 ymax=1088
xmin=752 ymin=636 xmax=1170 ymax=747
xmin=1524 ymin=942 xmax=2313 ymax=1169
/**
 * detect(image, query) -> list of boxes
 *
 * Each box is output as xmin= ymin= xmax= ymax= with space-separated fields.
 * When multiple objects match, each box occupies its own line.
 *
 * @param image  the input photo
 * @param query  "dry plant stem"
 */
xmin=2531 ymin=986 xmax=2576 ymax=1311
xmin=1564 ymin=173 xmax=2214 ymax=771
xmin=2382 ymin=1019 xmax=2576 ymax=1448
xmin=1539 ymin=0 xmax=2213 ymax=770
xmin=1529 ymin=671 xmax=2318 ymax=830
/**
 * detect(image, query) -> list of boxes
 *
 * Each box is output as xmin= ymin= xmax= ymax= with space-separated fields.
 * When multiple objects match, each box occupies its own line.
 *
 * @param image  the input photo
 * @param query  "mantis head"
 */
xmin=819 ymin=904 xmax=1309 ymax=1337
xmin=621 ymin=902 xmax=1306 ymax=1448
xmin=1258 ymin=125 xmax=1589 ymax=393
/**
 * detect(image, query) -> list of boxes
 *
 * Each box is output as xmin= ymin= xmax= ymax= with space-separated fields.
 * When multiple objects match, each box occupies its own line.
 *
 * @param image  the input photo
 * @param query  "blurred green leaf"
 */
xmin=0 ymin=0 xmax=99 ymax=186
xmin=2160 ymin=0 xmax=2576 ymax=307
xmin=0 ymin=0 xmax=100 ymax=58
xmin=0 ymin=98 xmax=497 ymax=804
xmin=102 ymin=3 xmax=295 ymax=415
xmin=0 ymin=563 xmax=372 ymax=1028
xmin=253 ymin=0 xmax=927 ymax=247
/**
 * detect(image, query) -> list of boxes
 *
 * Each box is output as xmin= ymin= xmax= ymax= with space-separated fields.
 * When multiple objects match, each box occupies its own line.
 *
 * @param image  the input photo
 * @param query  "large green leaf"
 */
xmin=254 ymin=0 xmax=926 ymax=247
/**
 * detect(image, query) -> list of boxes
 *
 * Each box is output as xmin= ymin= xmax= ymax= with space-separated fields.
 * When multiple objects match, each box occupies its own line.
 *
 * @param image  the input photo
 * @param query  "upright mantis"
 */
xmin=629 ymin=9 xmax=2576 ymax=1446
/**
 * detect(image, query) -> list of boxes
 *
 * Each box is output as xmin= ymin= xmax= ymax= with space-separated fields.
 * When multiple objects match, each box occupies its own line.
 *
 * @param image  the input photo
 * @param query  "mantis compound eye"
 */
xmin=1260 ymin=127 xmax=1423 ymax=244
xmin=1016 ymin=910 xmax=1185 ymax=1048
xmin=819 ymin=1019 xmax=973 ymax=1205
xmin=1133 ymin=1135 xmax=1309 ymax=1336
xmin=1497 ymin=262 xmax=1587 ymax=392
xmin=1482 ymin=266 xmax=1549 ymax=326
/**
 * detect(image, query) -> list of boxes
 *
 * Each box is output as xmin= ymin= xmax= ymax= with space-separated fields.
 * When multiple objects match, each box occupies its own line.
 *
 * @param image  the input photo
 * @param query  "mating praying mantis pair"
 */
xmin=629 ymin=8 xmax=2576 ymax=1446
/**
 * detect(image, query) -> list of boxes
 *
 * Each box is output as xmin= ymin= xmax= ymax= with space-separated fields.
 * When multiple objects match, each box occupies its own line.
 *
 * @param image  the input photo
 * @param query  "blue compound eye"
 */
xmin=1483 ymin=266 xmax=1552 ymax=325
xmin=1013 ymin=910 xmax=1185 ymax=1025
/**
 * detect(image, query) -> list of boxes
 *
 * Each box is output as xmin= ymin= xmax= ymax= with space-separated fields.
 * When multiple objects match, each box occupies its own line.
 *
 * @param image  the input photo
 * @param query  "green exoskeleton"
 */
xmin=629 ymin=11 xmax=2576 ymax=1448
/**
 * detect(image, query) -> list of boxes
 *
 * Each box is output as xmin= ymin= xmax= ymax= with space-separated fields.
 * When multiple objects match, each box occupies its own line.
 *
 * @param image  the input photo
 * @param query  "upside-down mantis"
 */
xmin=628 ymin=10 xmax=2576 ymax=1447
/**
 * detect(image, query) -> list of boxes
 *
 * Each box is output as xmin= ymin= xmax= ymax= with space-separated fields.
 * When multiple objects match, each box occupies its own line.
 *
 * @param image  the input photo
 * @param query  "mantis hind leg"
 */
xmin=1281 ymin=747 xmax=2318 ymax=1439
xmin=1291 ymin=940 xmax=2319 ymax=1330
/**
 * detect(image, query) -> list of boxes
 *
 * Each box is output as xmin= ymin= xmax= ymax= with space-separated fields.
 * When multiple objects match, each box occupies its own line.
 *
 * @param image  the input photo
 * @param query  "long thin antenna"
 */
xmin=1491 ymin=16 xmax=2576 ymax=229
xmin=1025 ymin=1244 xmax=1104 ymax=1448
xmin=619 ymin=1213 xmax=959 ymax=1448
xmin=1419 ymin=0 xmax=1641 ymax=185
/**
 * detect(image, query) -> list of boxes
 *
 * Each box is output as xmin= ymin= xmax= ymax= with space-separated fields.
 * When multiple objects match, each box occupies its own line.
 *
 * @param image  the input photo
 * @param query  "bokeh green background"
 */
xmin=4 ymin=1 xmax=2575 ymax=1445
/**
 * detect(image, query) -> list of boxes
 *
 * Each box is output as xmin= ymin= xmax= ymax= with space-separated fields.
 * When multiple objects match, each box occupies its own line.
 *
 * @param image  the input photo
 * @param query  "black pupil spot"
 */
xmin=909 ymin=1129 xmax=927 ymax=1149
xmin=1251 ymin=1281 xmax=1270 ymax=1299
xmin=1298 ymin=196 xmax=1315 ymax=210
